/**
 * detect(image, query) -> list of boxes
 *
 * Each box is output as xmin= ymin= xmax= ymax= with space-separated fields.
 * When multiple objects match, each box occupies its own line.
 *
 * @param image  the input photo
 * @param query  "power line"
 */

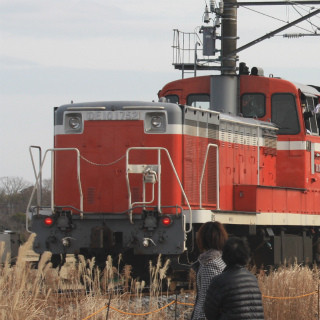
xmin=291 ymin=5 xmax=320 ymax=31
xmin=238 ymin=0 xmax=320 ymax=24
xmin=236 ymin=1 xmax=320 ymax=6
xmin=287 ymin=0 xmax=320 ymax=12
xmin=241 ymin=6 xmax=315 ymax=33
xmin=229 ymin=8 xmax=320 ymax=55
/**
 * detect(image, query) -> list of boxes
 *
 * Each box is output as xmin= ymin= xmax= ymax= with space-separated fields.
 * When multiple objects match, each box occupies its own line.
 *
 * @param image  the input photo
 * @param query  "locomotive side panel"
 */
xmin=182 ymin=109 xmax=219 ymax=208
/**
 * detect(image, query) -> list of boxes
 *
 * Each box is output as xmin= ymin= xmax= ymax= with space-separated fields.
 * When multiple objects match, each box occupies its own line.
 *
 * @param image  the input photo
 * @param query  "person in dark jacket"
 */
xmin=204 ymin=237 xmax=264 ymax=320
xmin=191 ymin=221 xmax=228 ymax=320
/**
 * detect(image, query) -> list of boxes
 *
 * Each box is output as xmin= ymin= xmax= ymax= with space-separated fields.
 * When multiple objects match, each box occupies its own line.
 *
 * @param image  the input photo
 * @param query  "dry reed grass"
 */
xmin=0 ymin=235 xmax=319 ymax=319
xmin=257 ymin=263 xmax=319 ymax=320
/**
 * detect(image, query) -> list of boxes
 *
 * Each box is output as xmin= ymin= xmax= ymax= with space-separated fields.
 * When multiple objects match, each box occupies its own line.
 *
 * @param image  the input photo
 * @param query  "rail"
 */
xmin=82 ymin=298 xmax=192 ymax=320
xmin=26 ymin=148 xmax=84 ymax=233
xmin=199 ymin=143 xmax=220 ymax=209
xmin=81 ymin=289 xmax=319 ymax=320
xmin=126 ymin=147 xmax=193 ymax=233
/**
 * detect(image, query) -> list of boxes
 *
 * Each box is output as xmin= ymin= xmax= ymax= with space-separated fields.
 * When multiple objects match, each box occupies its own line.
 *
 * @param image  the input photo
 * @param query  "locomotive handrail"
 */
xmin=126 ymin=147 xmax=193 ymax=233
xmin=199 ymin=143 xmax=220 ymax=210
xmin=49 ymin=148 xmax=83 ymax=217
xmin=131 ymin=168 xmax=157 ymax=209
xmin=26 ymin=146 xmax=43 ymax=233
xmin=26 ymin=148 xmax=84 ymax=233
xmin=29 ymin=146 xmax=43 ymax=211
xmin=126 ymin=148 xmax=163 ymax=218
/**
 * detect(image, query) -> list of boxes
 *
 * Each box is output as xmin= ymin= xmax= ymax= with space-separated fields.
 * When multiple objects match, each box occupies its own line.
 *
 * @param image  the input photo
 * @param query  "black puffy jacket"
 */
xmin=204 ymin=265 xmax=264 ymax=320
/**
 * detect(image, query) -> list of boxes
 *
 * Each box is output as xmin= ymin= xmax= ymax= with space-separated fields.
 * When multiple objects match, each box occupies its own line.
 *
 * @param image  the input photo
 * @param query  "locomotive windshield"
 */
xmin=271 ymin=93 xmax=300 ymax=135
xmin=240 ymin=93 xmax=265 ymax=118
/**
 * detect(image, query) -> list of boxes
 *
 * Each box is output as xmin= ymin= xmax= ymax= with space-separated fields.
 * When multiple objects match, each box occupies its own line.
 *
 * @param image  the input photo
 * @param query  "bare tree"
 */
xmin=0 ymin=176 xmax=31 ymax=215
xmin=0 ymin=176 xmax=52 ymax=237
xmin=41 ymin=179 xmax=52 ymax=206
xmin=0 ymin=177 xmax=30 ymax=196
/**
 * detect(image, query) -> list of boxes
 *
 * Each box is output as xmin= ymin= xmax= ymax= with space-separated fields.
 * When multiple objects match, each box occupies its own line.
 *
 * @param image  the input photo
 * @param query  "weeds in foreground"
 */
xmin=258 ymin=263 xmax=319 ymax=320
xmin=0 ymin=235 xmax=319 ymax=319
xmin=0 ymin=235 xmax=193 ymax=319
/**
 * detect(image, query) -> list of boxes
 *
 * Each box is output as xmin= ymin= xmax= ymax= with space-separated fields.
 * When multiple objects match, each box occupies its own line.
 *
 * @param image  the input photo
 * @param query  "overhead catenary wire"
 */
xmin=241 ymin=5 xmax=316 ymax=33
xmin=230 ymin=7 xmax=320 ymax=55
xmin=291 ymin=4 xmax=320 ymax=31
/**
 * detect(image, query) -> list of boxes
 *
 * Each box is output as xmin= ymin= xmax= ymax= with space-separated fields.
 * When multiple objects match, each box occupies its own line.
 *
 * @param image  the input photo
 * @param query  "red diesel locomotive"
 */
xmin=27 ymin=70 xmax=320 ymax=268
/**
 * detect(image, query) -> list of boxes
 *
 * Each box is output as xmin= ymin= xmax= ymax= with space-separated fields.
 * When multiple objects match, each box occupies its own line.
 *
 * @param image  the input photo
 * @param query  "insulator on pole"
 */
xmin=283 ymin=33 xmax=320 ymax=38
xmin=283 ymin=33 xmax=303 ymax=38
xmin=219 ymin=1 xmax=224 ymax=14
xmin=204 ymin=5 xmax=210 ymax=23
xmin=210 ymin=0 xmax=215 ymax=12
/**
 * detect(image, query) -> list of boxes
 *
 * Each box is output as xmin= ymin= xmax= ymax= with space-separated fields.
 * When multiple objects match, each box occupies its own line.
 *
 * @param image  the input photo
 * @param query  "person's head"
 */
xmin=222 ymin=237 xmax=251 ymax=267
xmin=196 ymin=221 xmax=228 ymax=253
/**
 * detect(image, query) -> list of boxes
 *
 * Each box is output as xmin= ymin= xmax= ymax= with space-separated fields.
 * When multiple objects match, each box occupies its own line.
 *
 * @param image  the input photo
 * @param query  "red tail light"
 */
xmin=161 ymin=216 xmax=172 ymax=227
xmin=44 ymin=217 xmax=54 ymax=226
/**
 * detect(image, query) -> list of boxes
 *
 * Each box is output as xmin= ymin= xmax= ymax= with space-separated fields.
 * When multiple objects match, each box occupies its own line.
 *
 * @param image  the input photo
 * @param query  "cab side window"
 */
xmin=241 ymin=93 xmax=266 ymax=118
xmin=306 ymin=96 xmax=318 ymax=134
xmin=165 ymin=95 xmax=179 ymax=104
xmin=187 ymin=94 xmax=210 ymax=109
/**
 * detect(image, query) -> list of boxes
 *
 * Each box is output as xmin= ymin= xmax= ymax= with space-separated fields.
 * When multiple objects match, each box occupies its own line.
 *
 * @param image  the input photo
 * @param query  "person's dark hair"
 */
xmin=196 ymin=221 xmax=228 ymax=252
xmin=222 ymin=237 xmax=251 ymax=266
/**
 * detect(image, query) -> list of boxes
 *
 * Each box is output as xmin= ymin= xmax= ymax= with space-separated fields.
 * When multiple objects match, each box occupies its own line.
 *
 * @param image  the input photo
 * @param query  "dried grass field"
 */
xmin=0 ymin=234 xmax=319 ymax=320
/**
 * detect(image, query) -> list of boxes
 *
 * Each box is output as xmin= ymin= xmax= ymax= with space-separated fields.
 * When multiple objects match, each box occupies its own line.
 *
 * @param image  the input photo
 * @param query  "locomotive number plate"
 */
xmin=86 ymin=111 xmax=140 ymax=121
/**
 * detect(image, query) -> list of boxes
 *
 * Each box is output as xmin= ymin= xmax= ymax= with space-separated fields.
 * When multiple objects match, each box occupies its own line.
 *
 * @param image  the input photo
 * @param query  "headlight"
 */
xmin=65 ymin=113 xmax=82 ymax=133
xmin=69 ymin=117 xmax=81 ymax=129
xmin=145 ymin=112 xmax=166 ymax=133
xmin=151 ymin=116 xmax=162 ymax=128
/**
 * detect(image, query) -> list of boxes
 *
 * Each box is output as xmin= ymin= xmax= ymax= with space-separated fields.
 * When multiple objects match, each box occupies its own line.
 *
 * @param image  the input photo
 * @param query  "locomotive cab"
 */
xmin=158 ymin=71 xmax=320 ymax=266
xmin=159 ymin=72 xmax=320 ymax=190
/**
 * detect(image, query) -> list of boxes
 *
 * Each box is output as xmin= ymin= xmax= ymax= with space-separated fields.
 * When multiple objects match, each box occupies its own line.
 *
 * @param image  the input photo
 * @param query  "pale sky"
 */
xmin=1 ymin=0 xmax=320 ymax=182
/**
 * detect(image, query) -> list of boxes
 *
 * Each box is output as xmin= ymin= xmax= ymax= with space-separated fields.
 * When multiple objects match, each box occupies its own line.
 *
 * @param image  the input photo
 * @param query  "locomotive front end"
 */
xmin=29 ymin=101 xmax=189 ymax=259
